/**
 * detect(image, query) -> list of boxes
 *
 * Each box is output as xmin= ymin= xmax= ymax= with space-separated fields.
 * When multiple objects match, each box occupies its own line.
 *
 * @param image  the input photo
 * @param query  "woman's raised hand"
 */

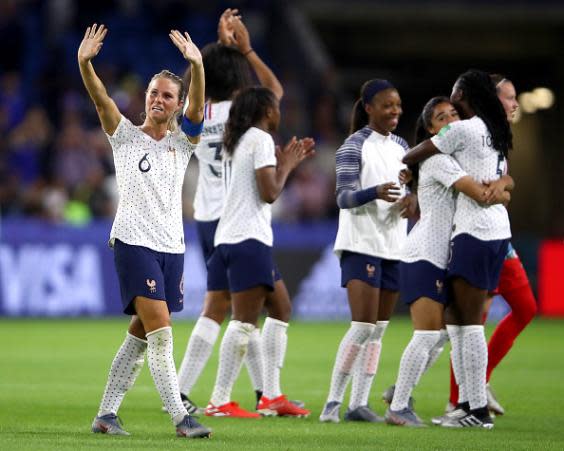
xmin=78 ymin=24 xmax=108 ymax=64
xmin=217 ymin=8 xmax=240 ymax=46
xmin=169 ymin=30 xmax=202 ymax=66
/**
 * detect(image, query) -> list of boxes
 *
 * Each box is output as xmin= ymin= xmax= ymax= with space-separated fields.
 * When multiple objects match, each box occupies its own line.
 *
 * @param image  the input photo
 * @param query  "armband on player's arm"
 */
xmin=336 ymin=186 xmax=378 ymax=209
xmin=181 ymin=116 xmax=204 ymax=138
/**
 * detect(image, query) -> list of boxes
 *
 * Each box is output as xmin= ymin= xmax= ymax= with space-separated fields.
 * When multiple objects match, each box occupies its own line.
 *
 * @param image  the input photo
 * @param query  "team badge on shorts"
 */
xmin=146 ymin=279 xmax=157 ymax=294
xmin=366 ymin=264 xmax=376 ymax=278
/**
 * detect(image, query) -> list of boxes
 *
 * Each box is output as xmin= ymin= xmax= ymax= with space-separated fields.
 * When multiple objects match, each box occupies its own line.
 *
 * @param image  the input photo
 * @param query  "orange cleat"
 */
xmin=204 ymin=401 xmax=261 ymax=418
xmin=257 ymin=395 xmax=310 ymax=417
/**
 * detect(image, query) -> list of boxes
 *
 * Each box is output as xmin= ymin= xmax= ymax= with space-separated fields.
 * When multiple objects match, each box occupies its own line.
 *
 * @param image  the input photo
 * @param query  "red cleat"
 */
xmin=257 ymin=395 xmax=310 ymax=417
xmin=204 ymin=401 xmax=261 ymax=418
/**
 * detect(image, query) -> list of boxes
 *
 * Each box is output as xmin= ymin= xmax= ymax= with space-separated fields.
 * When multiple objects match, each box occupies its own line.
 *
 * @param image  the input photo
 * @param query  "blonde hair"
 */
xmin=147 ymin=70 xmax=186 ymax=132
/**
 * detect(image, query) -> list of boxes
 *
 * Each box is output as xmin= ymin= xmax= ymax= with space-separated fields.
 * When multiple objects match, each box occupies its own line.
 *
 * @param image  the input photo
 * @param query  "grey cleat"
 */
xmin=319 ymin=401 xmax=341 ymax=423
xmin=175 ymin=415 xmax=212 ymax=438
xmin=432 ymin=402 xmax=469 ymax=426
xmin=385 ymin=407 xmax=426 ymax=427
xmin=486 ymin=383 xmax=505 ymax=416
xmin=344 ymin=405 xmax=384 ymax=423
xmin=91 ymin=413 xmax=130 ymax=435
xmin=381 ymin=384 xmax=415 ymax=409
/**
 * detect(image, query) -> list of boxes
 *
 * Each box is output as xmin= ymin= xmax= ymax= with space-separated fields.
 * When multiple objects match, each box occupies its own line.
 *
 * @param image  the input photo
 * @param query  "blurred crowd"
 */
xmin=0 ymin=0 xmax=344 ymax=225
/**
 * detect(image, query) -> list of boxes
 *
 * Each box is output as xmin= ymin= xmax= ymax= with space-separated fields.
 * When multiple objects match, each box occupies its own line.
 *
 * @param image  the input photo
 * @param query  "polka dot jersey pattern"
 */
xmin=106 ymin=116 xmax=196 ymax=253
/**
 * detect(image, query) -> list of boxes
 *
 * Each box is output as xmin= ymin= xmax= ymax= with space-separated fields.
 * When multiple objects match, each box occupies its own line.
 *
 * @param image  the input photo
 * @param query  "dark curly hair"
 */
xmin=223 ymin=86 xmax=277 ymax=155
xmin=456 ymin=69 xmax=512 ymax=157
xmin=200 ymin=43 xmax=253 ymax=101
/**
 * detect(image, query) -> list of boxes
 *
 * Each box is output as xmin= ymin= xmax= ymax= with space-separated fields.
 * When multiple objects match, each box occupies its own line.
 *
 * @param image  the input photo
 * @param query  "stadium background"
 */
xmin=1 ymin=0 xmax=563 ymax=318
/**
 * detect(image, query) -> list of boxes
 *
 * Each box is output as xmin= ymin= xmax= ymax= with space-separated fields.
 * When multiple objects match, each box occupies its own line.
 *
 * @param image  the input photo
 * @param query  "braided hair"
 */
xmin=223 ymin=86 xmax=277 ymax=155
xmin=456 ymin=69 xmax=512 ymax=157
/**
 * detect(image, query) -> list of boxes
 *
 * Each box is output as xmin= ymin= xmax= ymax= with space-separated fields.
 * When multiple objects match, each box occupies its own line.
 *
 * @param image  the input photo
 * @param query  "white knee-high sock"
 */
xmin=461 ymin=325 xmax=488 ymax=410
xmin=447 ymin=324 xmax=468 ymax=404
xmin=146 ymin=327 xmax=187 ymax=425
xmin=326 ymin=321 xmax=375 ymax=404
xmin=98 ymin=332 xmax=147 ymax=417
xmin=416 ymin=328 xmax=449 ymax=384
xmin=390 ymin=330 xmax=441 ymax=411
xmin=210 ymin=320 xmax=255 ymax=407
xmin=349 ymin=320 xmax=389 ymax=409
xmin=261 ymin=317 xmax=289 ymax=399
xmin=245 ymin=327 xmax=263 ymax=393
xmin=177 ymin=316 xmax=220 ymax=396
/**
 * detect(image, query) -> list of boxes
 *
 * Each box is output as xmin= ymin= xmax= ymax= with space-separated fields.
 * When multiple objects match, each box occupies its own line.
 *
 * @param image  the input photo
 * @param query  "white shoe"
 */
xmin=486 ymin=383 xmax=505 ymax=416
xmin=319 ymin=401 xmax=341 ymax=423
xmin=432 ymin=402 xmax=469 ymax=426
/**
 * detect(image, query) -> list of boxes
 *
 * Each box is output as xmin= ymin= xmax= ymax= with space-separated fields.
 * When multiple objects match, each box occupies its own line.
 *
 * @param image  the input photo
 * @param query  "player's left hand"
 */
xmin=230 ymin=17 xmax=252 ymax=55
xmin=483 ymin=178 xmax=507 ymax=205
xmin=169 ymin=30 xmax=202 ymax=66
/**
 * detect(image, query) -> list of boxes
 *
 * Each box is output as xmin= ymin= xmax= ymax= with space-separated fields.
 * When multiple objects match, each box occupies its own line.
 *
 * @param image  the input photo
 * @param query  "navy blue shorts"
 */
xmin=400 ymin=260 xmax=448 ymax=305
xmin=207 ymin=239 xmax=276 ymax=292
xmin=196 ymin=219 xmax=219 ymax=266
xmin=113 ymin=239 xmax=184 ymax=315
xmin=447 ymin=233 xmax=510 ymax=291
xmin=340 ymin=251 xmax=399 ymax=291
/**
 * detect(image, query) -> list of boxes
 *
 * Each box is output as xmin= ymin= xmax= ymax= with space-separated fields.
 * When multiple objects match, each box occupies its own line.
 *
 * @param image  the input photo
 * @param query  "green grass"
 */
xmin=0 ymin=318 xmax=563 ymax=450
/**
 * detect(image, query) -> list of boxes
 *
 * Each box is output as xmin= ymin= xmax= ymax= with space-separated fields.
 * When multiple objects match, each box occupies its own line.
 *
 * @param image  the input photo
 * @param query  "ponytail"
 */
xmin=349 ymin=98 xmax=368 ymax=134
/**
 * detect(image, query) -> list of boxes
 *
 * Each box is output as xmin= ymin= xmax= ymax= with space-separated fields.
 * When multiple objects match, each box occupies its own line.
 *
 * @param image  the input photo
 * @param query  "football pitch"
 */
xmin=1 ymin=317 xmax=563 ymax=450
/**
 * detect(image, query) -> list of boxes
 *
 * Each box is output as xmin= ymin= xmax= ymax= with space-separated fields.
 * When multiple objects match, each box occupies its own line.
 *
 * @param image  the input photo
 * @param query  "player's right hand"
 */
xmin=377 ymin=182 xmax=402 ymax=202
xmin=78 ymin=24 xmax=107 ymax=64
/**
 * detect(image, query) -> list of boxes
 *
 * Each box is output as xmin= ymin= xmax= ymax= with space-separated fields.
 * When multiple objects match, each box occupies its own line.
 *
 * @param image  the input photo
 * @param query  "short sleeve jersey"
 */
xmin=333 ymin=126 xmax=408 ymax=260
xmin=402 ymin=154 xmax=467 ymax=268
xmin=214 ymin=127 xmax=277 ymax=247
xmin=431 ymin=116 xmax=511 ymax=241
xmin=193 ymin=100 xmax=231 ymax=221
xmin=106 ymin=115 xmax=196 ymax=253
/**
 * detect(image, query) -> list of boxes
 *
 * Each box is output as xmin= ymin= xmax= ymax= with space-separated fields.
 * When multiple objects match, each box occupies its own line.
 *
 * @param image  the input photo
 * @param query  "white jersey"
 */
xmin=214 ymin=127 xmax=277 ymax=247
xmin=107 ymin=115 xmax=196 ymax=253
xmin=334 ymin=126 xmax=408 ymax=260
xmin=193 ymin=100 xmax=231 ymax=221
xmin=402 ymin=154 xmax=467 ymax=268
xmin=431 ymin=116 xmax=511 ymax=241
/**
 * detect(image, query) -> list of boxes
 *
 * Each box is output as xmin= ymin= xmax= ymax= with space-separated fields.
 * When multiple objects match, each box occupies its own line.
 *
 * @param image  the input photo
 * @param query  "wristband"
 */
xmin=181 ymin=116 xmax=204 ymax=137
xmin=243 ymin=48 xmax=254 ymax=56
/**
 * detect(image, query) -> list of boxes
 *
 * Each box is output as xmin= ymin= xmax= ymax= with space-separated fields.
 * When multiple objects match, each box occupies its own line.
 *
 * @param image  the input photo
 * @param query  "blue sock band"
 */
xmin=181 ymin=116 xmax=204 ymax=137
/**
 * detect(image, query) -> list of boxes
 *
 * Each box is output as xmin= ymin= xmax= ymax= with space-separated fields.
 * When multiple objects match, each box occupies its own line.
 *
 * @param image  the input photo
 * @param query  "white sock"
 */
xmin=245 ymin=327 xmax=263 ymax=393
xmin=447 ymin=324 xmax=468 ymax=404
xmin=261 ymin=317 xmax=289 ymax=399
xmin=390 ymin=330 xmax=440 ymax=411
xmin=461 ymin=325 xmax=488 ymax=410
xmin=326 ymin=321 xmax=375 ymax=404
xmin=210 ymin=320 xmax=255 ymax=406
xmin=98 ymin=332 xmax=147 ymax=417
xmin=416 ymin=328 xmax=448 ymax=384
xmin=146 ymin=327 xmax=187 ymax=425
xmin=349 ymin=320 xmax=389 ymax=409
xmin=177 ymin=316 xmax=220 ymax=396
